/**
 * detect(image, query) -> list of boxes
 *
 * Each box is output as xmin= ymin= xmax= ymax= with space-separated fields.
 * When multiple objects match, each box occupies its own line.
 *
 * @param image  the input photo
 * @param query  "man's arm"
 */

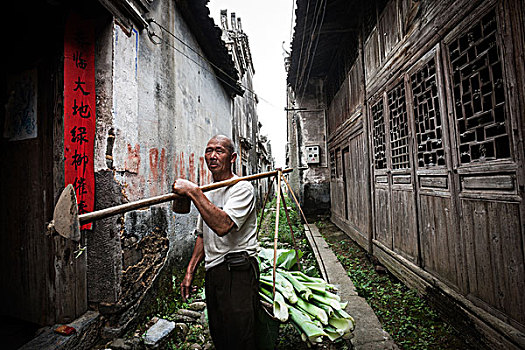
xmin=181 ymin=235 xmax=204 ymax=301
xmin=173 ymin=179 xmax=234 ymax=236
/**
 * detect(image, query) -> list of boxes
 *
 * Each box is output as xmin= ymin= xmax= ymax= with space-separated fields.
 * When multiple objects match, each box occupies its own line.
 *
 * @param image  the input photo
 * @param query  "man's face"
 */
xmin=205 ymin=138 xmax=235 ymax=177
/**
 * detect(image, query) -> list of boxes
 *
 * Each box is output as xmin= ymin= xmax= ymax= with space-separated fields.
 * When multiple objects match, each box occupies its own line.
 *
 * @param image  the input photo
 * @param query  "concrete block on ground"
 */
xmin=177 ymin=309 xmax=202 ymax=319
xmin=143 ymin=318 xmax=176 ymax=348
xmin=108 ymin=338 xmax=130 ymax=350
xmin=187 ymin=302 xmax=206 ymax=311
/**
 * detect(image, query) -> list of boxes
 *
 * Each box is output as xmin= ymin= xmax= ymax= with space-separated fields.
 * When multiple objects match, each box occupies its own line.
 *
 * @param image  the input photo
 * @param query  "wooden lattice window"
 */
xmin=371 ymin=99 xmax=387 ymax=169
xmin=448 ymin=9 xmax=511 ymax=164
xmin=411 ymin=57 xmax=445 ymax=167
xmin=388 ymin=81 xmax=410 ymax=169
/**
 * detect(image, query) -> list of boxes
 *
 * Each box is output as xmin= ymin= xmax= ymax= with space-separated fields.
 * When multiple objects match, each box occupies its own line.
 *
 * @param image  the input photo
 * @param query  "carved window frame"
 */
xmin=407 ymin=47 xmax=449 ymax=170
xmin=442 ymin=5 xmax=515 ymax=171
xmin=370 ymin=93 xmax=388 ymax=171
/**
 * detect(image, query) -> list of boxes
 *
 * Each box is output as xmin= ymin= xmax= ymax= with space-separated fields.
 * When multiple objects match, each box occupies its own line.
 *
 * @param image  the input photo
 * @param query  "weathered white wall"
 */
xmin=286 ymin=79 xmax=331 ymax=215
xmin=94 ymin=0 xmax=233 ymax=267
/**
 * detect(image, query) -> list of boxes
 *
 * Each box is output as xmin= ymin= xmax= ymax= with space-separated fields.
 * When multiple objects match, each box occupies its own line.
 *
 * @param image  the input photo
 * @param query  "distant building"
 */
xmin=219 ymin=10 xmax=258 ymax=176
xmin=219 ymin=9 xmax=274 ymax=205
xmin=285 ymin=62 xmax=330 ymax=216
xmin=256 ymin=129 xmax=275 ymax=206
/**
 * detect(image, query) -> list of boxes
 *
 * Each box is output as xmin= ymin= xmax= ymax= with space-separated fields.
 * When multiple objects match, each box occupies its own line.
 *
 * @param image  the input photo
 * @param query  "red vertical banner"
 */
xmin=64 ymin=13 xmax=95 ymax=230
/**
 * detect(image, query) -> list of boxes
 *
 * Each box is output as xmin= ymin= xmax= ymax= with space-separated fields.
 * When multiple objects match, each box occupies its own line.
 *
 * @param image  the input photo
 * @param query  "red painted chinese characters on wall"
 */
xmin=64 ymin=13 xmax=95 ymax=229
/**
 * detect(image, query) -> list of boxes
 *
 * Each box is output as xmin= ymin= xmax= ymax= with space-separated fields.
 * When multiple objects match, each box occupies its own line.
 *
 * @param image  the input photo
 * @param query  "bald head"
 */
xmin=209 ymin=135 xmax=235 ymax=155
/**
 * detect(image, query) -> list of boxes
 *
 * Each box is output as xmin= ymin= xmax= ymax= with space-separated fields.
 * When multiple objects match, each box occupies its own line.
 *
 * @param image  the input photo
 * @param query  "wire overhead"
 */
xmin=297 ymin=0 xmax=322 ymax=89
xmin=290 ymin=0 xmax=328 ymax=103
xmin=147 ymin=18 xmax=280 ymax=110
xmin=293 ymin=0 xmax=312 ymax=95
xmin=288 ymin=0 xmax=296 ymax=46
xmin=299 ymin=0 xmax=327 ymax=102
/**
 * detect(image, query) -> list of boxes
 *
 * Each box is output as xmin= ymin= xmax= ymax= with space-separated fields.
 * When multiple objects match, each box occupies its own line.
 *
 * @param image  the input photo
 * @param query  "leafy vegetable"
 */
xmin=258 ymin=248 xmax=355 ymax=345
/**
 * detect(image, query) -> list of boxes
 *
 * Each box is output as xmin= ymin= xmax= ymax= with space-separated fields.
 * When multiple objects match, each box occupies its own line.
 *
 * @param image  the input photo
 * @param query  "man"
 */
xmin=172 ymin=135 xmax=260 ymax=350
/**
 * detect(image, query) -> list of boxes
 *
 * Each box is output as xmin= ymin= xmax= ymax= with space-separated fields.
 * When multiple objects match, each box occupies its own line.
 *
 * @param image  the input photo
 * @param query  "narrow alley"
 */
xmin=1 ymin=0 xmax=524 ymax=349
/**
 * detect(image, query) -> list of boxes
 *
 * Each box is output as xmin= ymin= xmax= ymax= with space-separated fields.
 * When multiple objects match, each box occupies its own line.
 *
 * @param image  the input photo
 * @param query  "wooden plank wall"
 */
xmin=419 ymin=194 xmax=464 ymax=290
xmin=344 ymin=131 xmax=370 ymax=237
xmin=325 ymin=0 xmax=525 ymax=346
xmin=327 ymin=49 xmax=372 ymax=245
xmin=391 ymin=189 xmax=418 ymax=262
xmin=326 ymin=77 xmax=350 ymax=135
xmin=461 ymin=200 xmax=524 ymax=327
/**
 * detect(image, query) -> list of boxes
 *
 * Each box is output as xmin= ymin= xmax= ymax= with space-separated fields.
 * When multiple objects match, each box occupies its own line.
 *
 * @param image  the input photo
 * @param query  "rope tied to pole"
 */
xmin=272 ymin=169 xmax=283 ymax=297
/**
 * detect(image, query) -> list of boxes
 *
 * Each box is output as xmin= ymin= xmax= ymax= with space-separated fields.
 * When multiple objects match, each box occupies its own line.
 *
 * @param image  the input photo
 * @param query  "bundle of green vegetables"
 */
xmin=258 ymin=248 xmax=355 ymax=345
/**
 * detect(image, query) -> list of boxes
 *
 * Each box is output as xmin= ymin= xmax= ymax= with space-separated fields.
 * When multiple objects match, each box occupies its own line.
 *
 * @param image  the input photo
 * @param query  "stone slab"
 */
xmin=144 ymin=318 xmax=176 ymax=347
xmin=305 ymin=224 xmax=398 ymax=349
xmin=20 ymin=311 xmax=101 ymax=350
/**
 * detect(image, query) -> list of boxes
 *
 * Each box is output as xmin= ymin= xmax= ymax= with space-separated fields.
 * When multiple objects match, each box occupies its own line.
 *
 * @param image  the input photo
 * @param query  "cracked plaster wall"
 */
xmin=92 ymin=0 xmax=234 ymax=307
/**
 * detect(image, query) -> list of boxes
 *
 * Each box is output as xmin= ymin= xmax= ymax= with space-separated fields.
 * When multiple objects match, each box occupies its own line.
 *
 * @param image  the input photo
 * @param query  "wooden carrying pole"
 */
xmin=50 ymin=168 xmax=293 ymax=241
xmin=78 ymin=168 xmax=292 ymax=225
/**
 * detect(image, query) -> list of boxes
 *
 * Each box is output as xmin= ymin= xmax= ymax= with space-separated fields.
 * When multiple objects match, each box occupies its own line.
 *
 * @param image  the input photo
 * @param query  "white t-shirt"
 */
xmin=195 ymin=177 xmax=259 ymax=270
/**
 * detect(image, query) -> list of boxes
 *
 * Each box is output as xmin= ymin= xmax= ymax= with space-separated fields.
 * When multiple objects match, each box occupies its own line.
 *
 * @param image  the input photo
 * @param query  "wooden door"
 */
xmin=342 ymin=147 xmax=350 ymax=221
xmin=385 ymin=78 xmax=419 ymax=263
xmin=441 ymin=5 xmax=524 ymax=328
xmin=406 ymin=46 xmax=466 ymax=290
xmin=344 ymin=130 xmax=371 ymax=243
xmin=0 ymin=6 xmax=87 ymax=325
xmin=370 ymin=82 xmax=420 ymax=263
xmin=332 ymin=148 xmax=346 ymax=218
xmin=370 ymin=93 xmax=393 ymax=250
xmin=0 ymin=63 xmax=56 ymax=325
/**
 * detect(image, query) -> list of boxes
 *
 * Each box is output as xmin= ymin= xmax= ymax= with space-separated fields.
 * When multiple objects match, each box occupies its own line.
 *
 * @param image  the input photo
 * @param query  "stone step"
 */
xmin=177 ymin=309 xmax=202 ymax=319
xmin=187 ymin=301 xmax=207 ymax=311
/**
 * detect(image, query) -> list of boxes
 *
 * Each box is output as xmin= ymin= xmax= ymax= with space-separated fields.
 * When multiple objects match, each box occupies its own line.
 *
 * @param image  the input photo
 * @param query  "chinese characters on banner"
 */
xmin=64 ymin=13 xmax=95 ymax=230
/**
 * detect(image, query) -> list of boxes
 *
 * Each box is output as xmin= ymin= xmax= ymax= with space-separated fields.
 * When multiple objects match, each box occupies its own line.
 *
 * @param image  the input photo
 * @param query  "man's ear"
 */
xmin=230 ymin=152 xmax=238 ymax=163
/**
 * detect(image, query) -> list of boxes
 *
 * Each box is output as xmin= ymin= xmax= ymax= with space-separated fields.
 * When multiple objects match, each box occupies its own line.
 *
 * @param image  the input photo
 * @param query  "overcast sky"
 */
xmin=208 ymin=0 xmax=295 ymax=167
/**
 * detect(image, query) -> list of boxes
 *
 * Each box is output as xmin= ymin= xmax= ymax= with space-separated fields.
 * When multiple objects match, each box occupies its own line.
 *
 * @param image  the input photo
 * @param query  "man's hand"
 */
xmin=180 ymin=271 xmax=198 ymax=302
xmin=173 ymin=180 xmax=235 ymax=236
xmin=172 ymin=178 xmax=199 ymax=197
xmin=181 ymin=236 xmax=204 ymax=302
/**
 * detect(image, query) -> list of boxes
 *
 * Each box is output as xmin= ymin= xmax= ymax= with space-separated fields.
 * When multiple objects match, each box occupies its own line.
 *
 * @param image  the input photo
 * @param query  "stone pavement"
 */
xmin=305 ymin=224 xmax=398 ymax=350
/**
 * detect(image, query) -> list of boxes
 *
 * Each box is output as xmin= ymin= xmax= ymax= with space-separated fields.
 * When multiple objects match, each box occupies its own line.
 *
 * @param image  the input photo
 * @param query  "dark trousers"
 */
xmin=205 ymin=254 xmax=259 ymax=350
